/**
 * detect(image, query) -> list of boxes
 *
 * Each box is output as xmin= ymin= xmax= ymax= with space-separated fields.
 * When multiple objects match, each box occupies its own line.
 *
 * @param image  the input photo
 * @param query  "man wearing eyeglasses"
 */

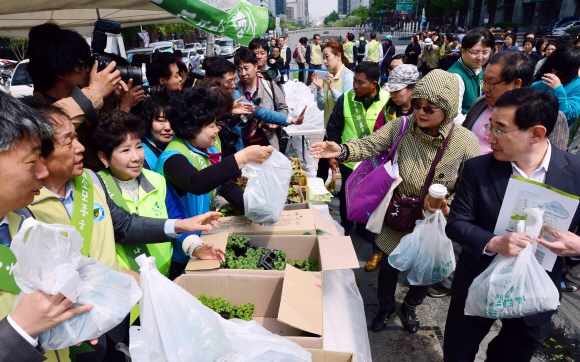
xmin=462 ymin=51 xmax=569 ymax=155
xmin=443 ymin=87 xmax=580 ymax=362
xmin=447 ymin=28 xmax=494 ymax=125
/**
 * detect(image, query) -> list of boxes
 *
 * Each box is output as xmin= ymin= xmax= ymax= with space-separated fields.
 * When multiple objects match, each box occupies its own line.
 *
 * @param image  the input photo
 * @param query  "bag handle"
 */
xmin=417 ymin=124 xmax=455 ymax=205
xmin=384 ymin=116 xmax=410 ymax=162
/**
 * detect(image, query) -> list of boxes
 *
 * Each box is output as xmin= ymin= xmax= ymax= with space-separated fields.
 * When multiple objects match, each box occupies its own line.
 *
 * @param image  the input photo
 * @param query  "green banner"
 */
xmin=150 ymin=0 xmax=269 ymax=46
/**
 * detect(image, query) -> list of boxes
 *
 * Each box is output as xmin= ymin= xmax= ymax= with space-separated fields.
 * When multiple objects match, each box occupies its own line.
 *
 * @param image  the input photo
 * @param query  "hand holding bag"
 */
xmin=345 ymin=116 xmax=410 ymax=224
xmin=385 ymin=124 xmax=455 ymax=232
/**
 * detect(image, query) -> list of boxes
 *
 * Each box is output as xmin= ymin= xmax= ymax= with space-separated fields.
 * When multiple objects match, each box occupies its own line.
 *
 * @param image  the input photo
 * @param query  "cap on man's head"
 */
xmin=386 ymin=35 xmax=393 ymax=40
xmin=382 ymin=64 xmax=420 ymax=92
xmin=423 ymin=38 xmax=433 ymax=45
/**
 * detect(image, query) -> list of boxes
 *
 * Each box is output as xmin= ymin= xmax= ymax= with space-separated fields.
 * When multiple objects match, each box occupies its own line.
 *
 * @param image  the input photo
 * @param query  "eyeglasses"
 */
xmin=412 ymin=103 xmax=442 ymax=115
xmin=484 ymin=123 xmax=522 ymax=138
xmin=482 ymin=79 xmax=507 ymax=89
xmin=465 ymin=48 xmax=491 ymax=57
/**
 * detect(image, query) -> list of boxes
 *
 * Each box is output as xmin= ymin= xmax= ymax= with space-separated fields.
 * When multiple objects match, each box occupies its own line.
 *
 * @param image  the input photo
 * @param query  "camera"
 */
xmin=91 ymin=19 xmax=143 ymax=86
xmin=259 ymin=68 xmax=280 ymax=82
xmin=218 ymin=95 xmax=262 ymax=148
xmin=142 ymin=85 xmax=167 ymax=97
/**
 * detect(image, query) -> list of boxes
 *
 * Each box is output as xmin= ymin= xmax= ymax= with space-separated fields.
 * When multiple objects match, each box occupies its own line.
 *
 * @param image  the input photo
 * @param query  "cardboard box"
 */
xmin=207 ymin=203 xmax=339 ymax=236
xmin=185 ymin=232 xmax=359 ymax=273
xmin=174 ymin=265 xmax=327 ymax=349
xmin=307 ymin=349 xmax=354 ymax=362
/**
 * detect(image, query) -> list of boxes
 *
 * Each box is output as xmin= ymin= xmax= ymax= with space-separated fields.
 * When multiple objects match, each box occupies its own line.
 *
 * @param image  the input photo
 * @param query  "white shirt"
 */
xmin=483 ymin=142 xmax=551 ymax=255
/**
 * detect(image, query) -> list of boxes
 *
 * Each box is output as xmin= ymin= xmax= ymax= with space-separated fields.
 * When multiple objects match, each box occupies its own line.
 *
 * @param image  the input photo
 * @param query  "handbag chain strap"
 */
xmin=417 ymin=124 xmax=455 ymax=204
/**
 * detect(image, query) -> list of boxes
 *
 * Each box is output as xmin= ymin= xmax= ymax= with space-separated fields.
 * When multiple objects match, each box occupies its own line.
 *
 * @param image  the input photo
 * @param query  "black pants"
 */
xmin=297 ymin=62 xmax=306 ymax=83
xmin=306 ymin=64 xmax=322 ymax=86
xmin=338 ymin=164 xmax=354 ymax=232
xmin=443 ymin=253 xmax=554 ymax=362
xmin=377 ymin=254 xmax=429 ymax=312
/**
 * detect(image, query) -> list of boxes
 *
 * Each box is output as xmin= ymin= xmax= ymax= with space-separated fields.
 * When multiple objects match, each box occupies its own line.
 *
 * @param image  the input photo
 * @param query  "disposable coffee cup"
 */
xmin=427 ymin=184 xmax=447 ymax=209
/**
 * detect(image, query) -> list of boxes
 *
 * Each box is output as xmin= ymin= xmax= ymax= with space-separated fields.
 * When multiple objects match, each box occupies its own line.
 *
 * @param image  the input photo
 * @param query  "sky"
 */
xmin=308 ymin=0 xmax=337 ymax=20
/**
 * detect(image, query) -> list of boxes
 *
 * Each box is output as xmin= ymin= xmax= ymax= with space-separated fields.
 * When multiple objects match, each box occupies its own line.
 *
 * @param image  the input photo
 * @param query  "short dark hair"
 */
xmin=523 ymin=37 xmax=535 ymax=47
xmin=523 ymin=32 xmax=535 ymax=39
xmin=370 ymin=32 xmax=377 ymax=39
xmin=354 ymin=61 xmax=380 ymax=83
xmin=168 ymin=87 xmax=223 ymax=139
xmin=0 ymin=93 xmax=54 ymax=153
xmin=299 ymin=37 xmax=308 ymax=45
xmin=347 ymin=33 xmax=355 ymax=42
xmin=27 ymin=23 xmax=92 ymax=92
xmin=249 ymin=38 xmax=269 ymax=52
xmin=174 ymin=49 xmax=182 ymax=57
xmin=313 ymin=33 xmax=320 ymax=40
xmin=234 ymin=47 xmax=258 ymax=66
xmin=90 ymin=110 xmax=146 ymax=160
xmin=494 ymin=88 xmax=558 ymax=137
xmin=534 ymin=43 xmax=580 ymax=85
xmin=205 ymin=57 xmax=236 ymax=78
xmin=503 ymin=33 xmax=516 ymax=44
xmin=487 ymin=50 xmax=534 ymax=87
xmin=462 ymin=27 xmax=494 ymax=49
xmin=272 ymin=46 xmax=281 ymax=52
xmin=19 ymin=96 xmax=70 ymax=157
xmin=140 ymin=96 xmax=171 ymax=138
xmin=391 ymin=53 xmax=409 ymax=64
xmin=146 ymin=52 xmax=178 ymax=86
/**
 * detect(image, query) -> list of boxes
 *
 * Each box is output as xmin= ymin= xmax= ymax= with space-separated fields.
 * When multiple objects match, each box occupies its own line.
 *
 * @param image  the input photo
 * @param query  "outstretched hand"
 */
xmin=311 ymin=140 xmax=342 ymax=159
xmin=175 ymin=211 xmax=222 ymax=233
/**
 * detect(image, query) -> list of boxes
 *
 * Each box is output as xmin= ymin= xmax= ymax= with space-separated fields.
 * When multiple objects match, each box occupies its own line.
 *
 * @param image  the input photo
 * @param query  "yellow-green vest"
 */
xmin=323 ymin=65 xmax=347 ymax=127
xmin=343 ymin=42 xmax=355 ymax=63
xmin=341 ymin=89 xmax=389 ymax=169
xmin=97 ymin=168 xmax=172 ymax=277
xmin=367 ymin=40 xmax=381 ymax=63
xmin=280 ymin=45 xmax=289 ymax=63
xmin=311 ymin=43 xmax=322 ymax=65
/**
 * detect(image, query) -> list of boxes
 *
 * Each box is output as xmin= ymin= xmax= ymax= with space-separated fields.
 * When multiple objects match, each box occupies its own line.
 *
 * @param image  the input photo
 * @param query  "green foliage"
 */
xmin=8 ymin=38 xmax=28 ymax=61
xmin=280 ymin=20 xmax=311 ymax=31
xmin=324 ymin=11 xmax=340 ymax=26
xmin=154 ymin=23 xmax=195 ymax=36
xmin=223 ymin=235 xmax=318 ymax=271
xmin=197 ymin=294 xmax=255 ymax=321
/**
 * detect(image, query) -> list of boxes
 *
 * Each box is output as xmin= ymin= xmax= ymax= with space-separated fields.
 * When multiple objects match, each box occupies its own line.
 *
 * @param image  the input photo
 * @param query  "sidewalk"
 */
xmin=328 ymin=197 xmax=579 ymax=362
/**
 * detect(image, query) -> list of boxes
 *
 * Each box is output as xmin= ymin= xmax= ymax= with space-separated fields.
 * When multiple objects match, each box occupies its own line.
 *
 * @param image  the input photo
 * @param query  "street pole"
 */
xmin=206 ymin=33 xmax=215 ymax=57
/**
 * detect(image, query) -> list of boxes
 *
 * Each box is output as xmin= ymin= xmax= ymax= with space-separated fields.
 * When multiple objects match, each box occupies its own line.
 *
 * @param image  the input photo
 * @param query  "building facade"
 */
xmin=286 ymin=5 xmax=296 ymax=21
xmin=350 ymin=0 xmax=370 ymax=16
xmin=276 ymin=0 xmax=287 ymax=15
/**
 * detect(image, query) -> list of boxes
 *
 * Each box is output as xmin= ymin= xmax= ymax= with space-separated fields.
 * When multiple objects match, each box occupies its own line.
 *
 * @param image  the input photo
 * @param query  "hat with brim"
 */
xmin=383 ymin=64 xmax=420 ymax=92
xmin=495 ymin=38 xmax=504 ymax=43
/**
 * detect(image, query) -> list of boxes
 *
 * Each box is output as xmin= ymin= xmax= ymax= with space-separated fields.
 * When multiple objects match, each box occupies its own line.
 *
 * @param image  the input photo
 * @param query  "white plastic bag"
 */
xmin=130 ymin=255 xmax=311 ymax=362
xmin=388 ymin=223 xmax=422 ymax=272
xmin=464 ymin=207 xmax=559 ymax=318
xmin=407 ymin=210 xmax=456 ymax=286
xmin=243 ymin=150 xmax=292 ymax=223
xmin=10 ymin=218 xmax=141 ymax=350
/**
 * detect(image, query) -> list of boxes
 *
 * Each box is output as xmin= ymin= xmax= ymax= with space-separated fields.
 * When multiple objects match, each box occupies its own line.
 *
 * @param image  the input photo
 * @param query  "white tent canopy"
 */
xmin=0 ymin=0 xmax=244 ymax=37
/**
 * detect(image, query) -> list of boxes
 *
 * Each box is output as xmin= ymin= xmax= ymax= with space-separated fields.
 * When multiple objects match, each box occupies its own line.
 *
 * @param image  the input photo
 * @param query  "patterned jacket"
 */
xmin=342 ymin=69 xmax=480 ymax=253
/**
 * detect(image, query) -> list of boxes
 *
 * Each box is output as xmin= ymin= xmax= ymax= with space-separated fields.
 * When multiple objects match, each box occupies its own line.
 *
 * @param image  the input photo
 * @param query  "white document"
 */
xmin=494 ymin=176 xmax=580 ymax=271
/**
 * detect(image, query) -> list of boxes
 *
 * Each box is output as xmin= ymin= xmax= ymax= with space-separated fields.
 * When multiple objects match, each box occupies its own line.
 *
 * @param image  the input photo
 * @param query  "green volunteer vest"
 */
xmin=367 ymin=40 xmax=381 ymax=63
xmin=344 ymin=42 xmax=355 ymax=63
xmin=97 ymin=169 xmax=172 ymax=277
xmin=164 ymin=138 xmax=222 ymax=209
xmin=342 ymin=89 xmax=389 ymax=169
xmin=323 ymin=65 xmax=346 ymax=127
xmin=311 ymin=43 xmax=322 ymax=65
xmin=448 ymin=58 xmax=483 ymax=115
xmin=280 ymin=45 xmax=288 ymax=63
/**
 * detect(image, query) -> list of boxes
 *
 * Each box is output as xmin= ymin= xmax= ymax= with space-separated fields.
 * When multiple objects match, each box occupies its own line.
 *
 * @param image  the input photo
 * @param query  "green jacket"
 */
xmin=448 ymin=57 xmax=483 ymax=115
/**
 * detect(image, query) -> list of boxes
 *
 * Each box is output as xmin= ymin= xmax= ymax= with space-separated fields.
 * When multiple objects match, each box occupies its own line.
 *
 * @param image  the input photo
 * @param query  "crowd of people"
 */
xmin=3 ymin=20 xmax=580 ymax=362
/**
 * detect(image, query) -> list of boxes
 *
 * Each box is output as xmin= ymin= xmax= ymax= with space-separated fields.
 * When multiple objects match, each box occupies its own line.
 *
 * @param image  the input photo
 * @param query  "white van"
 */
xmin=8 ymin=59 xmax=33 ymax=98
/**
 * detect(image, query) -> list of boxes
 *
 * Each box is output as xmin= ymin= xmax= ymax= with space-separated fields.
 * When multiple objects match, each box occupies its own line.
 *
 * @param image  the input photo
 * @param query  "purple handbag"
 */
xmin=345 ymin=116 xmax=409 ymax=224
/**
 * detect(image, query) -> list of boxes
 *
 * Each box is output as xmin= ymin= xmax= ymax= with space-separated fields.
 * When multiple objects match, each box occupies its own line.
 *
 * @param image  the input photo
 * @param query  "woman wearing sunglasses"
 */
xmin=311 ymin=69 xmax=480 ymax=335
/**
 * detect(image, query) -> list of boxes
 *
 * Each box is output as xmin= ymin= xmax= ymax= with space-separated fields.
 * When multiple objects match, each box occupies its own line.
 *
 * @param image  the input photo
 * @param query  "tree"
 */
xmin=324 ymin=11 xmax=340 ymax=26
xmin=9 ymin=38 xmax=28 ymax=61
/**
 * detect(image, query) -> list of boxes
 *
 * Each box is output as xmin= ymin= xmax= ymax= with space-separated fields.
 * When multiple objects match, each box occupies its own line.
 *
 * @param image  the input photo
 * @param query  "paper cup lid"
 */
xmin=429 ymin=184 xmax=447 ymax=198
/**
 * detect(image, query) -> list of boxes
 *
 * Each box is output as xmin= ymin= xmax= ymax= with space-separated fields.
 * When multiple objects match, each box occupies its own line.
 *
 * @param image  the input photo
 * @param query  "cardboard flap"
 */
xmin=310 ymin=206 xmax=339 ymax=236
xmin=185 ymin=232 xmax=229 ymax=271
xmin=306 ymin=349 xmax=354 ymax=362
xmin=318 ymin=236 xmax=361 ymax=271
xmin=278 ymin=264 xmax=323 ymax=335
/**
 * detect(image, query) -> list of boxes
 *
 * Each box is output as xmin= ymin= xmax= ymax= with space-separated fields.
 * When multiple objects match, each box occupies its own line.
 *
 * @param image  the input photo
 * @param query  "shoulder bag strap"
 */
xmin=385 ymin=116 xmax=409 ymax=161
xmin=418 ymin=124 xmax=455 ymax=203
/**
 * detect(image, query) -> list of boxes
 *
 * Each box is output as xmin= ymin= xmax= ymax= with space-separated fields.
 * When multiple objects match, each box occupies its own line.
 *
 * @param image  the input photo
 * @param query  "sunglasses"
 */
xmin=412 ymin=102 xmax=442 ymax=115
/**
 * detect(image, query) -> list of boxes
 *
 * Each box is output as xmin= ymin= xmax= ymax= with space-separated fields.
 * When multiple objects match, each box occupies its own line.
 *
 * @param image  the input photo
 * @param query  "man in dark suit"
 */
xmin=444 ymin=87 xmax=580 ymax=362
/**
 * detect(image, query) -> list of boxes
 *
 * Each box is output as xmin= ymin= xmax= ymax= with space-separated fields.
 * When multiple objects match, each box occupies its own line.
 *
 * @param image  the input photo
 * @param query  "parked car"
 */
xmin=548 ymin=15 xmax=580 ymax=32
xmin=182 ymin=49 xmax=203 ymax=71
xmin=552 ymin=20 xmax=580 ymax=36
xmin=8 ymin=59 xmax=33 ymax=98
xmin=184 ymin=43 xmax=203 ymax=51
xmin=215 ymin=38 xmax=240 ymax=58
xmin=125 ymin=45 xmax=173 ymax=64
